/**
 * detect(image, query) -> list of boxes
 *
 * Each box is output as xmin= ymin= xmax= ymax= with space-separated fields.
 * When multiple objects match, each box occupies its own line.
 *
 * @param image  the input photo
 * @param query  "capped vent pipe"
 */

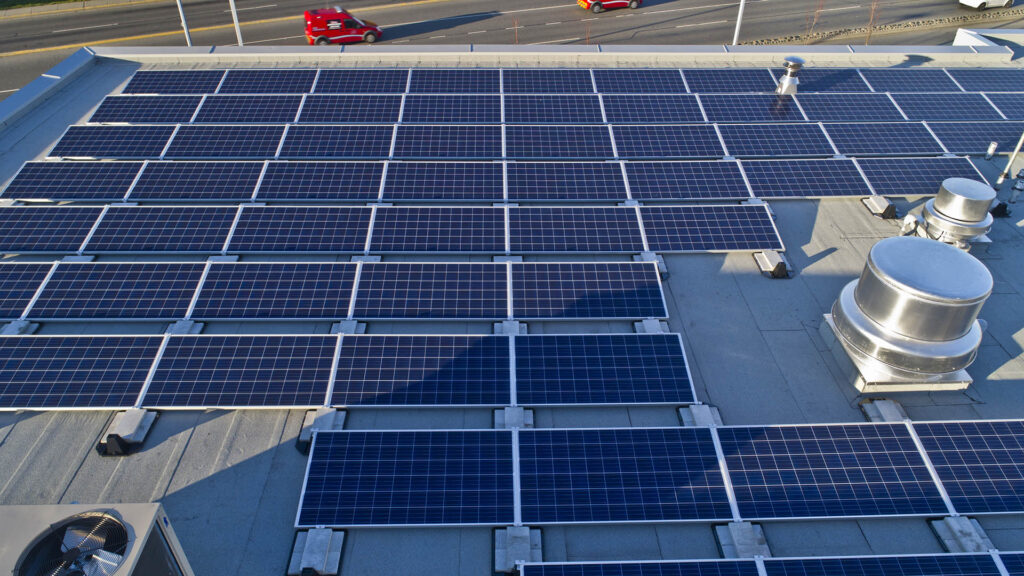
xmin=776 ymin=56 xmax=804 ymax=96
xmin=922 ymin=178 xmax=996 ymax=246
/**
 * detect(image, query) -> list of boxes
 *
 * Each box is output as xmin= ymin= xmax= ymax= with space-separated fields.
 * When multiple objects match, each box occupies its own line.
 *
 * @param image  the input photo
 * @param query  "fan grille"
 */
xmin=16 ymin=512 xmax=130 ymax=576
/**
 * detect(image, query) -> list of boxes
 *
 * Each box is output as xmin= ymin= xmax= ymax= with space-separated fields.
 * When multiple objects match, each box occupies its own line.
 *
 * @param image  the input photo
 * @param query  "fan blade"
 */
xmin=61 ymin=522 xmax=109 ymax=553
xmin=81 ymin=551 xmax=123 ymax=576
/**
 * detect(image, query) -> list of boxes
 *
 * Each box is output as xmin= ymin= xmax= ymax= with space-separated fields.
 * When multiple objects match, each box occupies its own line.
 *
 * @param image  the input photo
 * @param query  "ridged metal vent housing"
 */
xmin=922 ymin=177 xmax=996 ymax=246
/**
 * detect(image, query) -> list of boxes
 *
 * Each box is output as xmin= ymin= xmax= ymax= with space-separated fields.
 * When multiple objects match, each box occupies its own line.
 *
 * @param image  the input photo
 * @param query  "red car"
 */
xmin=578 ymin=0 xmax=640 ymax=12
xmin=305 ymin=7 xmax=382 ymax=45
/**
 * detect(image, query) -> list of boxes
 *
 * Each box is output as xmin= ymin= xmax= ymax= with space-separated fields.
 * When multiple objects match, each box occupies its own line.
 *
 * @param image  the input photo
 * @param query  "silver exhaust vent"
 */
xmin=821 ymin=236 xmax=992 ymax=392
xmin=902 ymin=177 xmax=996 ymax=249
xmin=776 ymin=56 xmax=804 ymax=96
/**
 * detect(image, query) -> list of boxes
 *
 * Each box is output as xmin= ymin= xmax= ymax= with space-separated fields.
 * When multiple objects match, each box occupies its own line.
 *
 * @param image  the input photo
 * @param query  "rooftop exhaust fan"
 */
xmin=902 ymin=177 xmax=997 ymax=249
xmin=16 ymin=511 xmax=129 ymax=576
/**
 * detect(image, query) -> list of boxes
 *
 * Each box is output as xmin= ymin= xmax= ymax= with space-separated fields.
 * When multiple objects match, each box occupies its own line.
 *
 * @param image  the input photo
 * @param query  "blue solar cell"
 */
xmin=504 ymin=69 xmax=594 ymax=93
xmin=858 ymin=157 xmax=984 ymax=197
xmin=354 ymin=263 xmax=508 ymax=319
xmin=825 ymin=122 xmax=946 ymax=155
xmin=257 ymin=161 xmax=383 ymax=200
xmin=700 ymin=95 xmax=803 ymax=122
xmin=122 ymin=70 xmax=225 ymax=94
xmin=743 ymin=159 xmax=872 ymax=198
xmin=507 ymin=126 xmax=615 ymax=159
xmin=603 ymin=95 xmax=704 ymax=123
xmin=333 ymin=335 xmax=511 ymax=406
xmin=50 ymin=126 xmax=174 ymax=159
xmin=218 ymin=69 xmax=316 ymax=93
xmin=87 ymin=206 xmax=236 ymax=252
xmin=408 ymin=69 xmax=499 ymax=93
xmin=522 ymin=561 xmax=760 ymax=576
xmin=369 ymin=207 xmax=504 ymax=252
xmin=946 ymin=69 xmax=1024 ymax=92
xmin=860 ymin=69 xmax=962 ymax=92
xmin=982 ymin=93 xmax=1024 ymax=120
xmin=0 ymin=264 xmax=52 ymax=319
xmin=511 ymin=262 xmax=665 ymax=319
xmin=796 ymin=93 xmax=905 ymax=121
xmin=927 ymin=121 xmax=1024 ymax=154
xmin=614 ymin=125 xmax=724 ymax=159
xmin=683 ymin=69 xmax=776 ymax=93
xmin=509 ymin=207 xmax=644 ymax=252
xmin=762 ymin=555 xmax=1002 ymax=576
xmin=300 ymin=94 xmax=402 ymax=123
xmin=2 ymin=162 xmax=141 ymax=201
xmin=773 ymin=68 xmax=870 ymax=92
xmin=228 ymin=206 xmax=371 ymax=252
xmin=27 ymin=263 xmax=204 ymax=320
xmin=280 ymin=125 xmax=393 ymax=158
xmin=507 ymin=162 xmax=627 ymax=201
xmin=298 ymin=430 xmax=515 ymax=526
xmin=519 ymin=428 xmax=732 ymax=523
xmin=1003 ymin=553 xmax=1024 ymax=576
xmin=402 ymin=95 xmax=501 ymax=123
xmin=164 ymin=125 xmax=285 ymax=159
xmin=0 ymin=207 xmax=102 ymax=252
xmin=314 ymin=69 xmax=408 ymax=93
xmin=593 ymin=69 xmax=688 ymax=94
xmin=625 ymin=161 xmax=750 ymax=201
xmin=193 ymin=95 xmax=302 ymax=123
xmin=143 ymin=335 xmax=336 ymax=407
xmin=383 ymin=162 xmax=503 ymax=201
xmin=718 ymin=124 xmax=834 ymax=157
xmin=129 ymin=161 xmax=263 ymax=201
xmin=505 ymin=95 xmax=603 ymax=123
xmin=891 ymin=93 xmax=1003 ymax=121
xmin=640 ymin=205 xmax=783 ymax=251
xmin=718 ymin=424 xmax=948 ymax=519
xmin=394 ymin=125 xmax=502 ymax=159
xmin=515 ymin=334 xmax=693 ymax=405
xmin=0 ymin=336 xmax=162 ymax=409
xmin=191 ymin=263 xmax=356 ymax=319
xmin=914 ymin=421 xmax=1024 ymax=514
xmin=90 ymin=95 xmax=201 ymax=123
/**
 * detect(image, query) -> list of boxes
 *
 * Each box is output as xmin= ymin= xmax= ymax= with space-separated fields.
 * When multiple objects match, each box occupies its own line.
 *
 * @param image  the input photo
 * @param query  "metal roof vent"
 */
xmin=921 ymin=177 xmax=996 ymax=247
xmin=776 ymin=56 xmax=804 ymax=96
xmin=821 ymin=236 xmax=992 ymax=392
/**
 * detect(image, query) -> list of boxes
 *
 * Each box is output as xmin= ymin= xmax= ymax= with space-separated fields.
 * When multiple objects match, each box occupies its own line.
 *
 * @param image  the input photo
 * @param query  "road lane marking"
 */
xmin=52 ymin=22 xmax=118 ymax=33
xmin=529 ymin=37 xmax=580 ymax=44
xmin=224 ymin=4 xmax=276 ymax=12
xmin=676 ymin=19 xmax=727 ymax=28
xmin=246 ymin=33 xmax=304 ymax=43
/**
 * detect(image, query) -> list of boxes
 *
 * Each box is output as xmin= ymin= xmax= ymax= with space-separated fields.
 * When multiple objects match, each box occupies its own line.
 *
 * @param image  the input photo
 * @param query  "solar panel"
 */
xmin=717 ymin=423 xmax=948 ymax=519
xmin=522 ymin=561 xmax=760 ymax=576
xmin=129 ymin=161 xmax=263 ymax=201
xmin=218 ymin=69 xmax=316 ymax=93
xmin=228 ymin=206 xmax=371 ymax=252
xmin=507 ymin=162 xmax=627 ymax=201
xmin=394 ymin=125 xmax=502 ymax=159
xmin=507 ymin=126 xmax=615 ymax=159
xmin=122 ymin=70 xmax=224 ymax=94
xmin=518 ymin=428 xmax=732 ymax=523
xmin=613 ymin=125 xmax=724 ymax=159
xmin=592 ymin=69 xmax=688 ymax=94
xmin=314 ymin=69 xmax=408 ymax=93
xmin=142 ymin=335 xmax=336 ymax=407
xmin=699 ymin=95 xmax=803 ymax=122
xmin=333 ymin=335 xmax=511 ymax=406
xmin=504 ymin=95 xmax=603 ymax=123
xmin=354 ymin=263 xmax=508 ymax=319
xmin=683 ymin=69 xmax=776 ymax=93
xmin=625 ymin=161 xmax=750 ymax=201
xmin=2 ymin=161 xmax=141 ymax=201
xmin=191 ymin=263 xmax=356 ymax=319
xmin=743 ymin=159 xmax=872 ymax=198
xmin=369 ymin=207 xmax=505 ymax=252
xmin=402 ymin=95 xmax=501 ymax=123
xmin=762 ymin=555 xmax=1003 ymax=576
xmin=86 ymin=206 xmax=236 ymax=252
xmin=50 ymin=126 xmax=174 ymax=158
xmin=857 ymin=157 xmax=984 ymax=197
xmin=0 ymin=336 xmax=162 ymax=409
xmin=509 ymin=207 xmax=644 ymax=252
xmin=280 ymin=125 xmax=393 ymax=158
xmin=891 ymin=93 xmax=1003 ymax=121
xmin=503 ymin=69 xmax=594 ymax=93
xmin=796 ymin=93 xmax=905 ymax=122
xmin=193 ymin=95 xmax=302 ymax=123
xmin=774 ymin=68 xmax=870 ymax=92
xmin=860 ymin=69 xmax=962 ymax=92
xmin=602 ymin=95 xmax=704 ymax=123
xmin=27 ymin=263 xmax=204 ymax=320
xmin=297 ymin=430 xmax=515 ymax=526
xmin=515 ymin=334 xmax=693 ymax=405
xmin=511 ymin=262 xmax=666 ymax=319
xmin=0 ymin=264 xmax=53 ymax=319
xmin=257 ymin=161 xmax=383 ymax=200
xmin=927 ymin=121 xmax=1024 ymax=154
xmin=640 ymin=205 xmax=783 ymax=251
xmin=718 ymin=124 xmax=833 ymax=157
xmin=383 ymin=162 xmax=503 ymax=201
xmin=300 ymin=95 xmax=402 ymax=123
xmin=946 ymin=68 xmax=1024 ymax=92
xmin=0 ymin=207 xmax=102 ymax=252
xmin=982 ymin=93 xmax=1024 ymax=120
xmin=164 ymin=125 xmax=285 ymax=159
xmin=90 ymin=95 xmax=201 ymax=123
xmin=408 ymin=69 xmax=499 ymax=93
xmin=824 ymin=122 xmax=945 ymax=156
xmin=1003 ymin=554 xmax=1024 ymax=575
xmin=914 ymin=420 xmax=1024 ymax=514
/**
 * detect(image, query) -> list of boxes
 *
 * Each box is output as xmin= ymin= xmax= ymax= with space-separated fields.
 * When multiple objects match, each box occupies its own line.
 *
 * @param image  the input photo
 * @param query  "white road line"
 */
xmin=0 ymin=88 xmax=18 ymax=94
xmin=429 ymin=35 xmax=447 ymax=38
xmin=529 ymin=37 xmax=580 ymax=44
xmin=545 ymin=21 xmax=562 ymax=25
xmin=224 ymin=3 xmax=275 ymax=11
xmin=677 ymin=19 xmax=727 ymax=28
xmin=387 ymin=4 xmax=575 ymax=28
xmin=467 ymin=30 xmax=488 ymax=34
xmin=247 ymin=34 xmax=305 ymax=44
xmin=52 ymin=22 xmax=118 ymax=33
xmin=820 ymin=5 xmax=862 ymax=11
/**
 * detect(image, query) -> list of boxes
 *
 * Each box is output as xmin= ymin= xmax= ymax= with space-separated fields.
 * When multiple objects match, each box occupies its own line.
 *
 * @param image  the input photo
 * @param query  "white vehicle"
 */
xmin=959 ymin=0 xmax=1012 ymax=9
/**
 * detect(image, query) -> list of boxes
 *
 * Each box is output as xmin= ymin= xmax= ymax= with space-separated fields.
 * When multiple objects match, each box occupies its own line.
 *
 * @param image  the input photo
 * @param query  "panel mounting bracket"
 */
xmin=494 ymin=526 xmax=541 ymax=574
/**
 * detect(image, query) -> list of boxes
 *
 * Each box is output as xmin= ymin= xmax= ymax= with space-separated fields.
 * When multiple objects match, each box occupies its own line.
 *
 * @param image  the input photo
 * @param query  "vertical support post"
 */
xmin=227 ymin=0 xmax=244 ymax=46
xmin=175 ymin=0 xmax=193 ymax=46
xmin=731 ymin=0 xmax=746 ymax=45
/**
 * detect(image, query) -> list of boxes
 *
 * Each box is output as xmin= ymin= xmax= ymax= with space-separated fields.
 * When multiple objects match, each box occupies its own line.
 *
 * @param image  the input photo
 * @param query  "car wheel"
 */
xmin=629 ymin=0 xmax=639 ymax=7
xmin=591 ymin=3 xmax=603 ymax=13
xmin=364 ymin=32 xmax=378 ymax=43
xmin=1004 ymin=0 xmax=1013 ymax=7
xmin=977 ymin=2 xmax=986 ymax=9
xmin=315 ymin=36 xmax=330 ymax=45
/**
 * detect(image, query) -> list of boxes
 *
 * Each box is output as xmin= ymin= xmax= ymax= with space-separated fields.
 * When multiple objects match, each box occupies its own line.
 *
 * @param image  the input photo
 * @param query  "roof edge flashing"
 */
xmin=0 ymin=47 xmax=96 ymax=131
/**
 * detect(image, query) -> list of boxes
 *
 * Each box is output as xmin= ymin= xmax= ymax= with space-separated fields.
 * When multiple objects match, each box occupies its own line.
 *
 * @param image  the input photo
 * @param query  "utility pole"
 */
xmin=731 ymin=0 xmax=746 ymax=45
xmin=175 ymin=0 xmax=192 ymax=46
xmin=227 ymin=0 xmax=244 ymax=46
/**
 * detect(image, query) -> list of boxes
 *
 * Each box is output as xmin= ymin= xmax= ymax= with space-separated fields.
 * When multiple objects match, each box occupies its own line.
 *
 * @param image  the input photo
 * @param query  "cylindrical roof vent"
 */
xmin=776 ymin=56 xmax=804 ymax=96
xmin=922 ymin=177 xmax=996 ymax=246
